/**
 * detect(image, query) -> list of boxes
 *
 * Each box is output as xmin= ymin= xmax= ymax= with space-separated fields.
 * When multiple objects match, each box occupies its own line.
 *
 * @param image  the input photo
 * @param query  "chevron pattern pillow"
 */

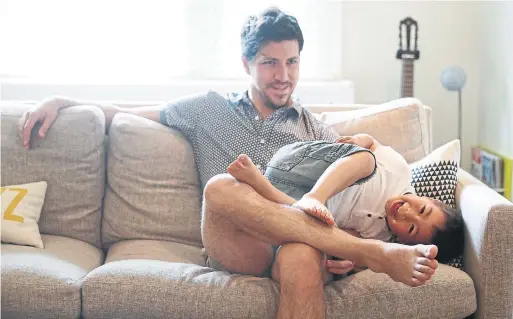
xmin=409 ymin=140 xmax=463 ymax=269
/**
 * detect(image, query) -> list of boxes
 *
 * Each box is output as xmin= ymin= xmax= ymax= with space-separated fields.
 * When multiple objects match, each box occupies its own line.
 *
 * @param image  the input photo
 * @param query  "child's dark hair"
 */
xmin=431 ymin=200 xmax=464 ymax=264
xmin=240 ymin=7 xmax=304 ymax=62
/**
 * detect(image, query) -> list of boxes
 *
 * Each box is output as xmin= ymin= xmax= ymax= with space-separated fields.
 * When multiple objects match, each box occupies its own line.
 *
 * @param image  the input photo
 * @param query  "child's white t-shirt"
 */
xmin=326 ymin=144 xmax=415 ymax=241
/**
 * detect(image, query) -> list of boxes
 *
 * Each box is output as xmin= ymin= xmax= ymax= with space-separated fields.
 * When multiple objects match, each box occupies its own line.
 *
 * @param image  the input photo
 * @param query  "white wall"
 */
xmin=341 ymin=1 xmax=483 ymax=170
xmin=3 ymin=1 xmax=506 ymax=171
xmin=478 ymin=1 xmax=513 ymax=159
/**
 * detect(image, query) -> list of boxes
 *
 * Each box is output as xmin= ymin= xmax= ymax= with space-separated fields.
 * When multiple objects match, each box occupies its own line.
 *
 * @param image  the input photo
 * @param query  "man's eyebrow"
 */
xmin=259 ymin=54 xmax=299 ymax=60
xmin=260 ymin=54 xmax=275 ymax=59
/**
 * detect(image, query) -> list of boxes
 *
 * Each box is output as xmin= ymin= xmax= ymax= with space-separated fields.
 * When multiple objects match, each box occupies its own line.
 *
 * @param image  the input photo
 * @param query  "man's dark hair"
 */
xmin=431 ymin=200 xmax=464 ymax=264
xmin=241 ymin=7 xmax=304 ymax=62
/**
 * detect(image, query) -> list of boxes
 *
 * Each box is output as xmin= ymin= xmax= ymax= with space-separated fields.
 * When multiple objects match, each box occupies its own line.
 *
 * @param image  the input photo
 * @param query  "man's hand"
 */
xmin=292 ymin=194 xmax=336 ymax=226
xmin=326 ymin=259 xmax=354 ymax=275
xmin=18 ymin=98 xmax=62 ymax=149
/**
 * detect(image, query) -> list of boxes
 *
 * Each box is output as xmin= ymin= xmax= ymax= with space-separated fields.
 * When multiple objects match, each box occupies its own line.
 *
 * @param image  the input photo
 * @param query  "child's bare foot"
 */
xmin=227 ymin=154 xmax=299 ymax=206
xmin=227 ymin=154 xmax=264 ymax=185
xmin=366 ymin=243 xmax=439 ymax=287
xmin=293 ymin=194 xmax=336 ymax=226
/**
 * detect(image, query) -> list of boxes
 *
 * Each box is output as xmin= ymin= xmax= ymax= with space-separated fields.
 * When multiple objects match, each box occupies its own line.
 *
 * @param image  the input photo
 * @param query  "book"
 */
xmin=481 ymin=150 xmax=498 ymax=188
xmin=472 ymin=146 xmax=512 ymax=201
xmin=471 ymin=147 xmax=482 ymax=181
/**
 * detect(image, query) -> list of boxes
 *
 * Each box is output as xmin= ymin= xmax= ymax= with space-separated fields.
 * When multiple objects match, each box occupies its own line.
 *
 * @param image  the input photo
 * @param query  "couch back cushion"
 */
xmin=0 ymin=103 xmax=105 ymax=248
xmin=319 ymin=98 xmax=431 ymax=163
xmin=102 ymin=113 xmax=202 ymax=249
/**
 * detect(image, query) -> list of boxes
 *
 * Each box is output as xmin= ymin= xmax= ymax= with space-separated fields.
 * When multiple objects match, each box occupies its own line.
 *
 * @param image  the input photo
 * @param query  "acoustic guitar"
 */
xmin=396 ymin=17 xmax=420 ymax=98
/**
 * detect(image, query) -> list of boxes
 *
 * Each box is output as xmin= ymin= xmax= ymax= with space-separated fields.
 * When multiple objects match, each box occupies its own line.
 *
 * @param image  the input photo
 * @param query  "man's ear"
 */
xmin=242 ymin=56 xmax=251 ymax=75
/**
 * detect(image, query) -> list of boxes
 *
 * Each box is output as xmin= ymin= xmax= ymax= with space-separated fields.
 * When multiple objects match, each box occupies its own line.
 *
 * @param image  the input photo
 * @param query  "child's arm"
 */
xmin=335 ymin=133 xmax=381 ymax=151
xmin=293 ymin=146 xmax=376 ymax=219
xmin=308 ymin=150 xmax=375 ymax=204
xmin=293 ymin=135 xmax=378 ymax=225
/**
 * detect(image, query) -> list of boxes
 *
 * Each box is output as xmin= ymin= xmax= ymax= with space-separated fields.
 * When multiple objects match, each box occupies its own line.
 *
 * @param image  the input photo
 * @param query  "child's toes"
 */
xmin=238 ymin=154 xmax=251 ymax=165
xmin=417 ymin=257 xmax=438 ymax=270
xmin=413 ymin=270 xmax=431 ymax=282
xmin=414 ymin=264 xmax=434 ymax=275
xmin=227 ymin=161 xmax=237 ymax=171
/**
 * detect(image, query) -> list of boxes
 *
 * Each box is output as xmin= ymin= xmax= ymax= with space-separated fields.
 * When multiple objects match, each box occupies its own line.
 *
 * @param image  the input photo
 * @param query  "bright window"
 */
xmin=0 ymin=0 xmax=343 ymax=83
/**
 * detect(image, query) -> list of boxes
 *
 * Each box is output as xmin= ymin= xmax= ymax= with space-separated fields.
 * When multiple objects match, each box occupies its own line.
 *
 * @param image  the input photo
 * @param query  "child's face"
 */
xmin=385 ymin=194 xmax=447 ymax=244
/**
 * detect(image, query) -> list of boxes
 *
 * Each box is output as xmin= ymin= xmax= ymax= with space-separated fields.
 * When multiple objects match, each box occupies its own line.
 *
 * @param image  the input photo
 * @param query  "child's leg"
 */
xmin=228 ymin=154 xmax=338 ymax=226
xmin=227 ymin=154 xmax=296 ymax=206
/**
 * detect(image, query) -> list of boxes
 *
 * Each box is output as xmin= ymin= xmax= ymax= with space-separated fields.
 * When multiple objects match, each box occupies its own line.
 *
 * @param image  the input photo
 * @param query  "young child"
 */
xmin=227 ymin=133 xmax=463 ymax=264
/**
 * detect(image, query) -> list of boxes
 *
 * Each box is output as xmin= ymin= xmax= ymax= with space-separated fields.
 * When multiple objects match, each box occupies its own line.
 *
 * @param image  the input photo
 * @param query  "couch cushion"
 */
xmin=1 ymin=103 xmax=106 ymax=248
xmin=325 ymin=265 xmax=476 ymax=318
xmin=321 ymin=98 xmax=430 ymax=163
xmin=102 ymin=113 xmax=202 ymax=249
xmin=82 ymin=260 xmax=279 ymax=319
xmin=105 ymin=239 xmax=205 ymax=265
xmin=1 ymin=234 xmax=104 ymax=318
xmin=81 ymin=261 xmax=475 ymax=319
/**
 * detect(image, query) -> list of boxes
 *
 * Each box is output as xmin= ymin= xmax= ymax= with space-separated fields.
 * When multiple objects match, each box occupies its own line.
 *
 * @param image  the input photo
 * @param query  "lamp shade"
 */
xmin=441 ymin=66 xmax=467 ymax=91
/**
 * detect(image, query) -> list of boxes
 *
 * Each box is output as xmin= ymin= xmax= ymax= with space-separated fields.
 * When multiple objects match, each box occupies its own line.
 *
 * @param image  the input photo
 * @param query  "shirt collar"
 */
xmin=229 ymin=91 xmax=303 ymax=117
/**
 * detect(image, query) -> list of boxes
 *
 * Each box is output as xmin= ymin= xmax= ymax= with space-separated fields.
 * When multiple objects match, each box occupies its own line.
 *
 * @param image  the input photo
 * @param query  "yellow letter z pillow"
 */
xmin=1 ymin=181 xmax=47 ymax=248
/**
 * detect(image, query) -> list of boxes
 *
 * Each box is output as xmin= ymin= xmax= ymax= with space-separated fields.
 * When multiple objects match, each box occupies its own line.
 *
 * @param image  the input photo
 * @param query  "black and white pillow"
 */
xmin=409 ymin=140 xmax=463 ymax=269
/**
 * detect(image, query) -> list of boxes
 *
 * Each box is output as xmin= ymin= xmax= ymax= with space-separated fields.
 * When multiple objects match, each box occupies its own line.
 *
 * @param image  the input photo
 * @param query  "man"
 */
xmin=18 ymin=8 xmax=438 ymax=319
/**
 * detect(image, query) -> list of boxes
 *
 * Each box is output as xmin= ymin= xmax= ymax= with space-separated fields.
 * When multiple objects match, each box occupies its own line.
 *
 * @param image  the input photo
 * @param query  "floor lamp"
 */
xmin=441 ymin=66 xmax=467 ymax=145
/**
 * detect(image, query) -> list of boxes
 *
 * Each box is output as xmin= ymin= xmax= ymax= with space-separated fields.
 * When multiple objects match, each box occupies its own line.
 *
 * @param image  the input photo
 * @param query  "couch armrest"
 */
xmin=456 ymin=169 xmax=513 ymax=319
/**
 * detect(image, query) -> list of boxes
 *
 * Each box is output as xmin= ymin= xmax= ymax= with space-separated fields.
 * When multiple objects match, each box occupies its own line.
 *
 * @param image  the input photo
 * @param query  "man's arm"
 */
xmin=18 ymin=96 xmax=163 ymax=149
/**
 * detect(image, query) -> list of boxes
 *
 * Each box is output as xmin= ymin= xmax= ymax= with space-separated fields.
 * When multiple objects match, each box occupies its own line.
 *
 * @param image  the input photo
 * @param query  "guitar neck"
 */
xmin=401 ymin=58 xmax=415 ymax=97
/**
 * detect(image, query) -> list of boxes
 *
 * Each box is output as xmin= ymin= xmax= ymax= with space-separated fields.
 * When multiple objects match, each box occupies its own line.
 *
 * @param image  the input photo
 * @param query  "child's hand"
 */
xmin=293 ymin=194 xmax=337 ymax=226
xmin=335 ymin=136 xmax=357 ymax=144
xmin=336 ymin=134 xmax=374 ymax=149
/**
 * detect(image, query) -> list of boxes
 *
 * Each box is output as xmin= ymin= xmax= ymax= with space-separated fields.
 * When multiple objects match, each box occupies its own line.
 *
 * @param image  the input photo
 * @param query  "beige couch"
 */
xmin=1 ymin=97 xmax=512 ymax=319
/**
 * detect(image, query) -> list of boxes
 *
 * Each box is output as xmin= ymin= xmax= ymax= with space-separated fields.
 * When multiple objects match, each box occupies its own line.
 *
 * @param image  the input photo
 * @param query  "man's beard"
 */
xmin=261 ymin=90 xmax=292 ymax=110
xmin=265 ymin=98 xmax=290 ymax=110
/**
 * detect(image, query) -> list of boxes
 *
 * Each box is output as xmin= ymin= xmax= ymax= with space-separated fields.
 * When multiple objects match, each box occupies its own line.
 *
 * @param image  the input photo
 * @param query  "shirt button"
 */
xmin=260 ymin=139 xmax=266 ymax=144
xmin=254 ymin=116 xmax=259 ymax=120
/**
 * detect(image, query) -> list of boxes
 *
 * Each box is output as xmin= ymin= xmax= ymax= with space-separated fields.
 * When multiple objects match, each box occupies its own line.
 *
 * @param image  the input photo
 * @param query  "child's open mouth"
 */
xmin=391 ymin=201 xmax=404 ymax=217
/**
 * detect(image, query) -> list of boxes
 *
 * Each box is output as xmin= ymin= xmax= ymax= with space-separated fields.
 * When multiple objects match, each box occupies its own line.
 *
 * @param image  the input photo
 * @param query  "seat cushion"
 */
xmin=82 ymin=260 xmax=279 ymax=319
xmin=1 ymin=103 xmax=106 ymax=248
xmin=1 ymin=234 xmax=105 ymax=318
xmin=325 ymin=265 xmax=476 ymax=318
xmin=102 ymin=113 xmax=202 ymax=249
xmin=105 ymin=239 xmax=205 ymax=266
xmin=320 ymin=98 xmax=430 ymax=164
xmin=82 ymin=256 xmax=476 ymax=318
